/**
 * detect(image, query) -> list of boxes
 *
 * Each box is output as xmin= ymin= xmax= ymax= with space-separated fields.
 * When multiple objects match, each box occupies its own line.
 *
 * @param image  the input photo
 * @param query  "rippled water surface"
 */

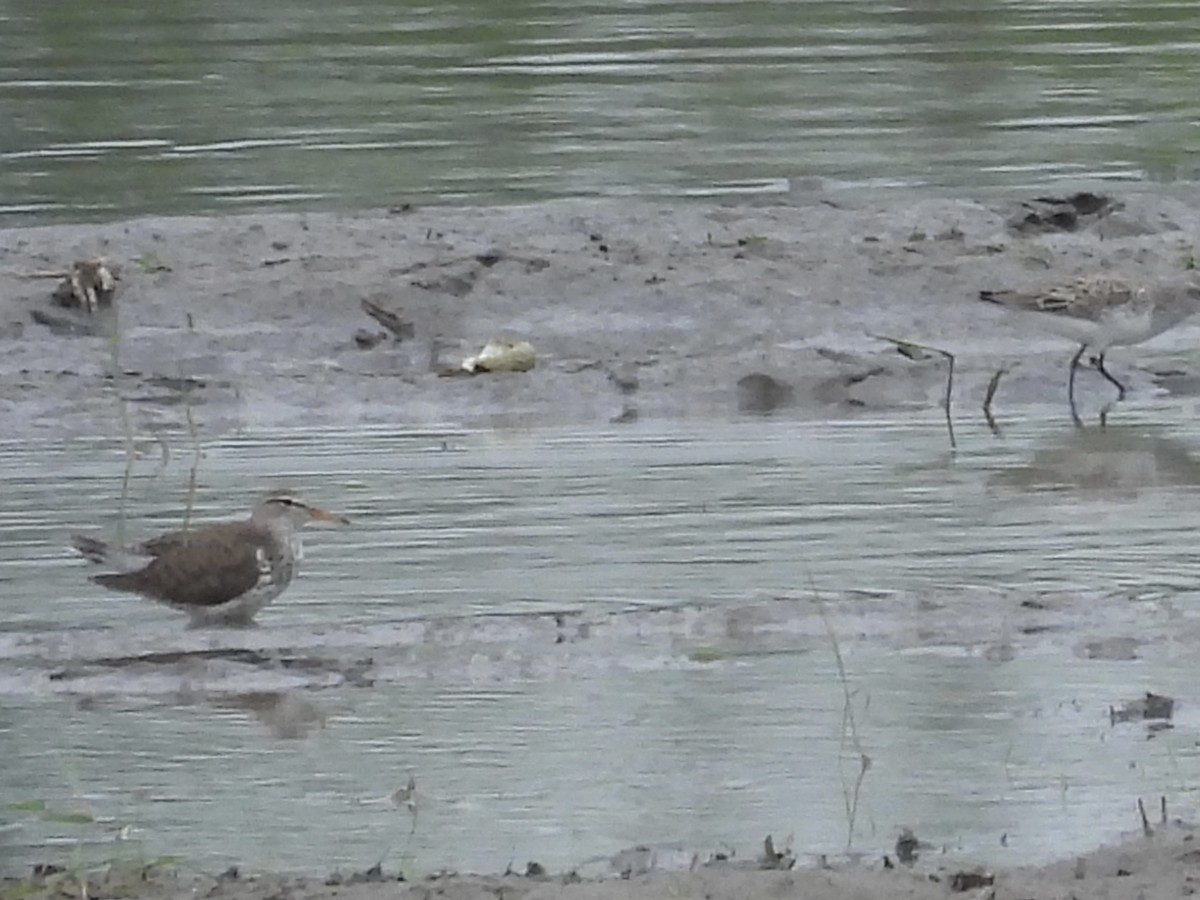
xmin=3 ymin=1 xmax=1200 ymax=221
xmin=4 ymin=413 xmax=1200 ymax=874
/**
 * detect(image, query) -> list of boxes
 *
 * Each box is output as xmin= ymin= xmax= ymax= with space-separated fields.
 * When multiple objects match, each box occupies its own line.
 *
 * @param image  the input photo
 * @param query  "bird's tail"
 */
xmin=90 ymin=572 xmax=142 ymax=594
xmin=71 ymin=535 xmax=152 ymax=573
xmin=72 ymin=535 xmax=111 ymax=564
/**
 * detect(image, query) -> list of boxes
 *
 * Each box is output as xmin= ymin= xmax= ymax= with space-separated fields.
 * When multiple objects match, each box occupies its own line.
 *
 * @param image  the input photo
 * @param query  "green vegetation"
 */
xmin=1 ymin=800 xmax=183 ymax=900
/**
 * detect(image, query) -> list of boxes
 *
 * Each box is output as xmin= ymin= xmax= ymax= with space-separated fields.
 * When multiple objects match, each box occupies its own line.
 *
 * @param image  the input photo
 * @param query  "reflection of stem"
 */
xmin=1068 ymin=345 xmax=1086 ymax=430
xmin=109 ymin=305 xmax=134 ymax=543
xmin=983 ymin=366 xmax=1008 ymax=436
xmin=182 ymin=387 xmax=202 ymax=531
xmin=870 ymin=334 xmax=956 ymax=451
xmin=118 ymin=442 xmax=135 ymax=543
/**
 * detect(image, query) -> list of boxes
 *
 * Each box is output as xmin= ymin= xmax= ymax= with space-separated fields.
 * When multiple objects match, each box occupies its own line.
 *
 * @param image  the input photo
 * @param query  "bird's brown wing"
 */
xmin=137 ymin=528 xmax=196 ymax=558
xmin=118 ymin=523 xmax=266 ymax=607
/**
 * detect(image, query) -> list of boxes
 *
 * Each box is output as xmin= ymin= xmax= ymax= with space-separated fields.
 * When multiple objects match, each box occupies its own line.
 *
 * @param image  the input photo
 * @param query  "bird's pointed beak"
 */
xmin=308 ymin=506 xmax=350 ymax=525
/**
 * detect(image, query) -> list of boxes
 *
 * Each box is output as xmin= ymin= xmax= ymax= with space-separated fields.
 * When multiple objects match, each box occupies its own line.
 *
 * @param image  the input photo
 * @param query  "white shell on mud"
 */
xmin=461 ymin=338 xmax=536 ymax=373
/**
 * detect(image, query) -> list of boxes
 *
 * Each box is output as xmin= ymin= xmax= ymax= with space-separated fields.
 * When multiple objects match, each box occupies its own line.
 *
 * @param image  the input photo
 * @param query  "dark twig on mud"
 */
xmin=1137 ymin=798 xmax=1152 ymax=837
xmin=360 ymin=298 xmax=415 ymax=342
xmin=869 ymin=334 xmax=957 ymax=451
xmin=983 ymin=366 xmax=1008 ymax=436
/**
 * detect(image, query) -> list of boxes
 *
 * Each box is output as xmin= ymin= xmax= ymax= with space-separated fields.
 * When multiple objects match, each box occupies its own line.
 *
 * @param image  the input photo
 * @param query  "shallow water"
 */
xmin=3 ymin=411 xmax=1200 ymax=875
xmin=3 ymin=1 xmax=1200 ymax=221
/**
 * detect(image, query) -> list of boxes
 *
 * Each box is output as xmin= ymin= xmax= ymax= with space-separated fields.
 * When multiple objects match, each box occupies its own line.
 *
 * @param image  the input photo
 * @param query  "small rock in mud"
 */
xmin=353 ymin=328 xmax=388 ymax=349
xmin=737 ymin=372 xmax=794 ymax=413
xmin=1005 ymin=192 xmax=1115 ymax=234
xmin=1110 ymin=691 xmax=1175 ymax=725
xmin=949 ymin=869 xmax=994 ymax=892
xmin=895 ymin=827 xmax=922 ymax=865
xmin=525 ymin=861 xmax=547 ymax=878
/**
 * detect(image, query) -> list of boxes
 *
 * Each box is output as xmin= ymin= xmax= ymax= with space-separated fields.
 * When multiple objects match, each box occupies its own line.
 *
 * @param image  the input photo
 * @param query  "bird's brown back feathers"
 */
xmin=91 ymin=521 xmax=275 ymax=607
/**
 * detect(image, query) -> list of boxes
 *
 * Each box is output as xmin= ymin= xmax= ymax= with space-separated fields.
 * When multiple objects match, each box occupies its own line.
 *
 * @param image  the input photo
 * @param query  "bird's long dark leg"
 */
xmin=1092 ymin=353 xmax=1127 ymax=401
xmin=1068 ymin=344 xmax=1086 ymax=429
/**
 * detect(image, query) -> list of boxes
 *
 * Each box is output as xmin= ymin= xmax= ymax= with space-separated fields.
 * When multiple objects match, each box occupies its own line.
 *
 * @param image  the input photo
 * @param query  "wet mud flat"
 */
xmin=7 ymin=189 xmax=1200 ymax=896
xmin=2 ymin=188 xmax=1200 ymax=439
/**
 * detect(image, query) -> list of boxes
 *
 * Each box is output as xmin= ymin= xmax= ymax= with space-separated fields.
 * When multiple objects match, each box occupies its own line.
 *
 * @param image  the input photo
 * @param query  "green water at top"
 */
xmin=2 ymin=0 xmax=1198 ymax=222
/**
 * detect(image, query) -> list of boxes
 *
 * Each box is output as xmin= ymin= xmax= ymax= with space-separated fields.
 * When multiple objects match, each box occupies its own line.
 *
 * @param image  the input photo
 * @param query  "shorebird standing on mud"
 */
xmin=979 ymin=276 xmax=1200 ymax=425
xmin=72 ymin=491 xmax=349 ymax=627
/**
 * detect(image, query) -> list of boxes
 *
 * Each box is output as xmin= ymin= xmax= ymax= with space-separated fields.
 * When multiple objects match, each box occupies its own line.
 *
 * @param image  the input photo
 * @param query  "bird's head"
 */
xmin=253 ymin=491 xmax=350 ymax=528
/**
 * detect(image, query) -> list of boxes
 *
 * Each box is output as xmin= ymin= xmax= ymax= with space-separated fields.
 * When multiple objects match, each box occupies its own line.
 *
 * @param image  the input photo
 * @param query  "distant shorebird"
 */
xmin=72 ymin=492 xmax=348 ymax=626
xmin=55 ymin=259 xmax=116 ymax=314
xmin=979 ymin=276 xmax=1200 ymax=422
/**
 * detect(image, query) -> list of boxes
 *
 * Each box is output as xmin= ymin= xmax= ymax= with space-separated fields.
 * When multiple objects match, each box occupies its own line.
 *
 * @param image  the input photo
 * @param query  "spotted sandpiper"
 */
xmin=72 ymin=491 xmax=349 ymax=626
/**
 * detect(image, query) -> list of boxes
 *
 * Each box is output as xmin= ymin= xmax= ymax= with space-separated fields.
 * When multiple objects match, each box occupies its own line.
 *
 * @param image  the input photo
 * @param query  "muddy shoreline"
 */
xmin=6 ymin=821 xmax=1199 ymax=900
xmin=4 ymin=188 xmax=1200 ymax=441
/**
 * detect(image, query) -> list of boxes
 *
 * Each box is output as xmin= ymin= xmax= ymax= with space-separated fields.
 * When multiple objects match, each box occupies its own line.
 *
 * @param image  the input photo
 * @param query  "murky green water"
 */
xmin=3 ymin=414 xmax=1200 ymax=875
xmin=3 ymin=1 xmax=1200 ymax=222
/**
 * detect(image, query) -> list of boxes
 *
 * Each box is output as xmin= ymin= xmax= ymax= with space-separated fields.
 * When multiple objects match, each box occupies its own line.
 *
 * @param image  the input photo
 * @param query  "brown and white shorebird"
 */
xmin=72 ymin=492 xmax=349 ymax=626
xmin=52 ymin=258 xmax=117 ymax=314
xmin=979 ymin=276 xmax=1200 ymax=421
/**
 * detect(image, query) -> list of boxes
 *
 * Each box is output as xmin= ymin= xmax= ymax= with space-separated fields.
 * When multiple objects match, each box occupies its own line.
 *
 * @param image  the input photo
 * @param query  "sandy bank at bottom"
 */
xmin=4 ymin=189 xmax=1200 ymax=440
xmin=5 ymin=821 xmax=1198 ymax=900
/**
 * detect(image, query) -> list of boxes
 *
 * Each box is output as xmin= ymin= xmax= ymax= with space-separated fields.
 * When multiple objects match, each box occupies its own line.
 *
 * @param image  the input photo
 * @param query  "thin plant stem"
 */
xmin=869 ymin=333 xmax=957 ymax=451
xmin=815 ymin=589 xmax=872 ymax=851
